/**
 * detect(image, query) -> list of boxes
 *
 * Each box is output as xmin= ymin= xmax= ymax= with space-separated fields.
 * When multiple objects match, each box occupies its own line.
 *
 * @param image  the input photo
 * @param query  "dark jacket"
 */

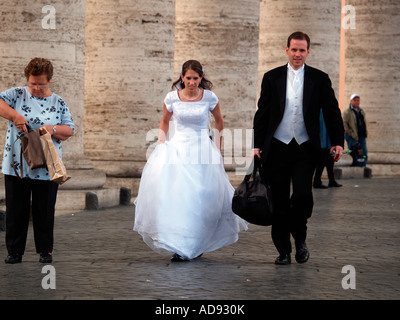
xmin=253 ymin=64 xmax=344 ymax=160
xmin=342 ymin=105 xmax=367 ymax=140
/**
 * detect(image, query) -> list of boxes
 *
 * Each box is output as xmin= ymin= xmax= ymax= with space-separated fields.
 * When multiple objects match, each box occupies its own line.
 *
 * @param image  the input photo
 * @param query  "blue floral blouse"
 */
xmin=0 ymin=87 xmax=75 ymax=180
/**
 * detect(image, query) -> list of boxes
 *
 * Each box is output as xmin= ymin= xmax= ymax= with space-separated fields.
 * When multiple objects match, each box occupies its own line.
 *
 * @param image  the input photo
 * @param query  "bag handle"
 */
xmin=11 ymin=136 xmax=24 ymax=179
xmin=244 ymin=156 xmax=262 ymax=182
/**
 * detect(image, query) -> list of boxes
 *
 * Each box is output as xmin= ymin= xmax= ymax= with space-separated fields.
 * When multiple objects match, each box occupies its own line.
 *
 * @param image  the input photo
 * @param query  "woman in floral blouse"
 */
xmin=0 ymin=57 xmax=75 ymax=264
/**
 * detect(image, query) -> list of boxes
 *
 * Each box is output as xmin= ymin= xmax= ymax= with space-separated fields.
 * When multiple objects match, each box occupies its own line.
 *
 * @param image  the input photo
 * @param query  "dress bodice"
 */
xmin=164 ymin=90 xmax=218 ymax=136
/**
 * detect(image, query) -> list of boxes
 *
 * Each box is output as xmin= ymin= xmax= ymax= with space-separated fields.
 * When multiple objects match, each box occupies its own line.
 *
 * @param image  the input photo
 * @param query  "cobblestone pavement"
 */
xmin=0 ymin=177 xmax=399 ymax=309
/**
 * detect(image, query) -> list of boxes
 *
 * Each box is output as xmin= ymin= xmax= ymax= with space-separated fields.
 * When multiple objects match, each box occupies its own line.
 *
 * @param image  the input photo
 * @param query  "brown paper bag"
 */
xmin=12 ymin=129 xmax=47 ymax=179
xmin=40 ymin=127 xmax=71 ymax=185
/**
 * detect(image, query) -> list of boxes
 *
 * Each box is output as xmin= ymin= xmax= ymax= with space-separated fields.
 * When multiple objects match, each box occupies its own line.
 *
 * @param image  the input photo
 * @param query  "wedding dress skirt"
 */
xmin=133 ymin=131 xmax=248 ymax=260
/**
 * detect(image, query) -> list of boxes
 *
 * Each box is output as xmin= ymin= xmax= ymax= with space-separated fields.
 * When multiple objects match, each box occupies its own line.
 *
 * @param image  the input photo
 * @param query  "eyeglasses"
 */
xmin=27 ymin=84 xmax=48 ymax=89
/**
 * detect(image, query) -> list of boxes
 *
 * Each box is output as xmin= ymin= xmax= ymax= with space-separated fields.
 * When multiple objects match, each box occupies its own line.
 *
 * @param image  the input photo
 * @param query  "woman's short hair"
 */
xmin=24 ymin=57 xmax=53 ymax=81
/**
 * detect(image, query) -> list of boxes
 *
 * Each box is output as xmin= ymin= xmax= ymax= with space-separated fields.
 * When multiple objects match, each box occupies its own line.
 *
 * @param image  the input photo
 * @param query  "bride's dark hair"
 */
xmin=172 ymin=60 xmax=213 ymax=90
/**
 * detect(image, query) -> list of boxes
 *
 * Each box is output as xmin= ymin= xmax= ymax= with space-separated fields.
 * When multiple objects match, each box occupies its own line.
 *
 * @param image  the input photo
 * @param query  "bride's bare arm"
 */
xmin=158 ymin=103 xmax=173 ymax=144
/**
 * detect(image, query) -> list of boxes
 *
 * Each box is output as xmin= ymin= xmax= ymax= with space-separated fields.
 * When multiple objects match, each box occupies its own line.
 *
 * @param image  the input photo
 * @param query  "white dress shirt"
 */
xmin=273 ymin=63 xmax=310 ymax=145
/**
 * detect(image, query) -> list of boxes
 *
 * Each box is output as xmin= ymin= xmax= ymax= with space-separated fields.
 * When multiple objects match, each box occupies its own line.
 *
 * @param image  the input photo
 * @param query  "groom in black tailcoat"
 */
xmin=253 ymin=31 xmax=344 ymax=265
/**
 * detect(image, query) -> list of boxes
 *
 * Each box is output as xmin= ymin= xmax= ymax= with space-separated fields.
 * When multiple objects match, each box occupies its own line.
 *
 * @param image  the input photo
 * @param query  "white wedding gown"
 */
xmin=133 ymin=89 xmax=248 ymax=260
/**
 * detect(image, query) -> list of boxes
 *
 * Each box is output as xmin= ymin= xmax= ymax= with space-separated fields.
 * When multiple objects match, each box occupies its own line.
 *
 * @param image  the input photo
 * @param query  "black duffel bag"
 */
xmin=232 ymin=156 xmax=273 ymax=226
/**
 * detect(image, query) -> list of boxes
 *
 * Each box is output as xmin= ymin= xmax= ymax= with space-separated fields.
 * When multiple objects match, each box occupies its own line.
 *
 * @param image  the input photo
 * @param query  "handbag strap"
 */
xmin=244 ymin=156 xmax=262 ymax=182
xmin=11 ymin=137 xmax=24 ymax=179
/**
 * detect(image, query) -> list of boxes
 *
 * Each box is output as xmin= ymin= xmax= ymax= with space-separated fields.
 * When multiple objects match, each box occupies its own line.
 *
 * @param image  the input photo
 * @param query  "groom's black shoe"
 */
xmin=328 ymin=180 xmax=342 ymax=188
xmin=295 ymin=242 xmax=309 ymax=263
xmin=313 ymin=181 xmax=328 ymax=189
xmin=274 ymin=254 xmax=291 ymax=265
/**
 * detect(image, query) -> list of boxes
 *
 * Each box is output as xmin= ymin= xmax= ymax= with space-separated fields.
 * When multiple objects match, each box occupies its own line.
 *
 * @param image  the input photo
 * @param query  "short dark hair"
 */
xmin=287 ymin=31 xmax=310 ymax=49
xmin=24 ymin=57 xmax=53 ymax=81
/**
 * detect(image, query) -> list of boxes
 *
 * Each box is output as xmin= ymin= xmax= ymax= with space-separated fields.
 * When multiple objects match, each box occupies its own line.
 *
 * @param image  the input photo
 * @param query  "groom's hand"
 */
xmin=252 ymin=149 xmax=261 ymax=159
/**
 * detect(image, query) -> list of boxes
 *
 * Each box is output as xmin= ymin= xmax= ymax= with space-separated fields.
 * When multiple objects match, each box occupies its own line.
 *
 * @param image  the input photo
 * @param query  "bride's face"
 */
xmin=181 ymin=69 xmax=202 ymax=92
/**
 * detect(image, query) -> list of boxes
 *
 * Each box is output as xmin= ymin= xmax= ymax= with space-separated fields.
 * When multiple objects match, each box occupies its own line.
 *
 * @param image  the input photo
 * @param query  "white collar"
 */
xmin=287 ymin=63 xmax=305 ymax=74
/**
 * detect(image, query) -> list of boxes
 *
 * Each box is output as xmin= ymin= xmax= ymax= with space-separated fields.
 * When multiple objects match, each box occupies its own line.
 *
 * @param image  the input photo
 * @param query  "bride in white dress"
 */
xmin=133 ymin=60 xmax=248 ymax=261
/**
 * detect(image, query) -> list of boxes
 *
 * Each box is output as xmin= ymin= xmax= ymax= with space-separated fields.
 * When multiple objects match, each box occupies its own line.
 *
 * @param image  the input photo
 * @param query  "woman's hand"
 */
xmin=13 ymin=114 xmax=29 ymax=134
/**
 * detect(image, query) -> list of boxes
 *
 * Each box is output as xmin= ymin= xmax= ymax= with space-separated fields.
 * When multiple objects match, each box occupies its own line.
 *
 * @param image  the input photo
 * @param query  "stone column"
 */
xmin=174 ymin=0 xmax=260 ymax=174
xmin=84 ymin=0 xmax=176 ymax=187
xmin=258 ymin=0 xmax=342 ymax=95
xmin=84 ymin=0 xmax=175 ymax=161
xmin=0 ymin=1 xmax=97 ymax=182
xmin=175 ymin=0 xmax=260 ymax=129
xmin=344 ymin=0 xmax=400 ymax=173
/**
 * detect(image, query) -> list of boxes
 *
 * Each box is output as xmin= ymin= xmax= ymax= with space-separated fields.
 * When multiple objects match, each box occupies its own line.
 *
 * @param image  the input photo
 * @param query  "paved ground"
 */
xmin=0 ymin=177 xmax=399 ymax=314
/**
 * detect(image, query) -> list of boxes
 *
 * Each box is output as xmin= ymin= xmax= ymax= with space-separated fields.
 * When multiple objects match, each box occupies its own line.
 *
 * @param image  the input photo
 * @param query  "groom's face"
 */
xmin=286 ymin=39 xmax=310 ymax=70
